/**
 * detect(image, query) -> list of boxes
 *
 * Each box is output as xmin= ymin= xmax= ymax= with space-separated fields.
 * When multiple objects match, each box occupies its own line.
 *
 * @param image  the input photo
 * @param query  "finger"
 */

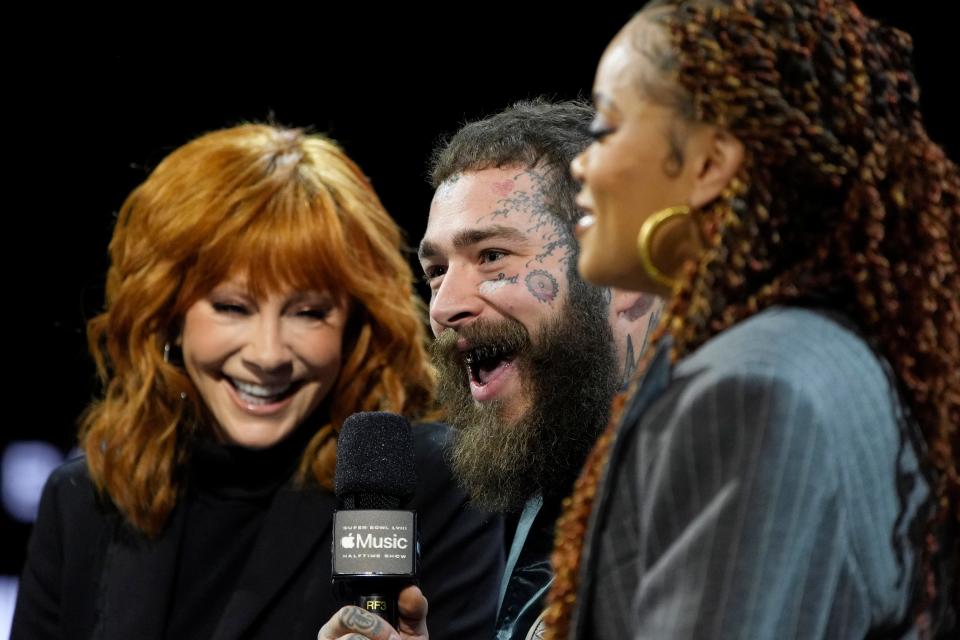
xmin=397 ymin=586 xmax=428 ymax=621
xmin=396 ymin=586 xmax=429 ymax=636
xmin=317 ymin=605 xmax=399 ymax=640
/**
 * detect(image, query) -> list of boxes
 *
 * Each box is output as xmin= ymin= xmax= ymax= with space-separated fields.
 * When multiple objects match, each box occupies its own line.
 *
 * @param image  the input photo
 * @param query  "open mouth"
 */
xmin=228 ymin=378 xmax=303 ymax=406
xmin=463 ymin=344 xmax=516 ymax=387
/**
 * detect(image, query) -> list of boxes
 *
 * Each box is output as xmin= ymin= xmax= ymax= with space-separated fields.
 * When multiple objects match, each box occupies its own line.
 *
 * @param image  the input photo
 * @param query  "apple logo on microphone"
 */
xmin=341 ymin=533 xmax=356 ymax=549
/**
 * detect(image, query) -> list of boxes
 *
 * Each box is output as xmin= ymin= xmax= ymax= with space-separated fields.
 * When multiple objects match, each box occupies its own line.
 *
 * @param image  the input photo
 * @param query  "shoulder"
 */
xmin=41 ymin=456 xmax=97 ymax=505
xmin=678 ymin=307 xmax=881 ymax=379
xmin=634 ymin=306 xmax=906 ymax=508
xmin=671 ymin=306 xmax=894 ymax=423
xmin=628 ymin=307 xmax=902 ymax=490
xmin=36 ymin=456 xmax=112 ymax=527
xmin=47 ymin=455 xmax=93 ymax=484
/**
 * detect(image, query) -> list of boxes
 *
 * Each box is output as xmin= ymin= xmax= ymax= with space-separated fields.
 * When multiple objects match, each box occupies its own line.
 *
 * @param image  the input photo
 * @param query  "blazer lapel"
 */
xmin=569 ymin=338 xmax=673 ymax=638
xmin=210 ymin=483 xmax=336 ymax=640
xmin=95 ymin=503 xmax=188 ymax=640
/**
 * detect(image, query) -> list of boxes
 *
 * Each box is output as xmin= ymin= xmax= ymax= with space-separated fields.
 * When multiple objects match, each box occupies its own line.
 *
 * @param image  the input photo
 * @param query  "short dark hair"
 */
xmin=430 ymin=98 xmax=594 ymax=228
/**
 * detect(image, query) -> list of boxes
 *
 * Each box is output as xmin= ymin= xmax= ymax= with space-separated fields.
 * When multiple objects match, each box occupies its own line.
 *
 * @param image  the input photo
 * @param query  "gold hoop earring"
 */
xmin=636 ymin=205 xmax=691 ymax=289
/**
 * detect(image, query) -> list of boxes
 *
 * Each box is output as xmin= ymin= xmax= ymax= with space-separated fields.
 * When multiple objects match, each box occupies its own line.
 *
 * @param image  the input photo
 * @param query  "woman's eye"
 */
xmin=211 ymin=302 xmax=248 ymax=315
xmin=588 ymin=118 xmax=615 ymax=141
xmin=295 ymin=307 xmax=331 ymax=320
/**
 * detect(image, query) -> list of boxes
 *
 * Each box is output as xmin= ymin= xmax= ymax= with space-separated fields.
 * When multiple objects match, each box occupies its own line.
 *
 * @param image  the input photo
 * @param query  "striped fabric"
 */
xmin=576 ymin=307 xmax=927 ymax=639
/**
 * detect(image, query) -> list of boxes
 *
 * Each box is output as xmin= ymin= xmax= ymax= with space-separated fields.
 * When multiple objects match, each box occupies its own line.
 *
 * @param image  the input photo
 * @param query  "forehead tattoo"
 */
xmin=424 ymin=169 xmax=577 ymax=308
xmin=479 ymin=169 xmax=576 ymax=269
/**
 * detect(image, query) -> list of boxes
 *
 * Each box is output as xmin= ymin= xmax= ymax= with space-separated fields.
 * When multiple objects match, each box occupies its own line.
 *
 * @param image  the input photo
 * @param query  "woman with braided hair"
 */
xmin=548 ymin=0 xmax=958 ymax=638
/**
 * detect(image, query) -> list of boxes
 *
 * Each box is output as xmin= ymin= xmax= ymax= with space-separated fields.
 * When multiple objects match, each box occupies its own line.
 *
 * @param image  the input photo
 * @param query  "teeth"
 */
xmin=232 ymin=379 xmax=292 ymax=398
xmin=463 ymin=345 xmax=509 ymax=365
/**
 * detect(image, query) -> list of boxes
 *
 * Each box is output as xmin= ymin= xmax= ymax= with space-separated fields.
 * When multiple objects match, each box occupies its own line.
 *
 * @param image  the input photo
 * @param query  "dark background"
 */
xmin=3 ymin=2 xmax=956 ymax=582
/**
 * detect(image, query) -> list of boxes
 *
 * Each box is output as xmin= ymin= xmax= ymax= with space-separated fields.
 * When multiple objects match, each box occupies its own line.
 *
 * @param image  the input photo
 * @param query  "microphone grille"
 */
xmin=334 ymin=412 xmax=417 ymax=505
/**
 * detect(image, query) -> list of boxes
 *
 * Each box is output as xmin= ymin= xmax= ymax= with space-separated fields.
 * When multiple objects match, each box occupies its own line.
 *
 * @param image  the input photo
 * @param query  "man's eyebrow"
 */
xmin=418 ymin=239 xmax=440 ymax=260
xmin=418 ymin=225 xmax=527 ymax=260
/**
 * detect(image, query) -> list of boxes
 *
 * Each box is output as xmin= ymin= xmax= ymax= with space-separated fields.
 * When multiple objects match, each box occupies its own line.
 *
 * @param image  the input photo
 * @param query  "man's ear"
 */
xmin=612 ymin=290 xmax=657 ymax=322
xmin=688 ymin=127 xmax=744 ymax=209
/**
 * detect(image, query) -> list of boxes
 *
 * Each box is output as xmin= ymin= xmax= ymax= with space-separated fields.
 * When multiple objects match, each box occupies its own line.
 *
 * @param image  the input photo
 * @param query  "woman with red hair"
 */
xmin=12 ymin=124 xmax=502 ymax=639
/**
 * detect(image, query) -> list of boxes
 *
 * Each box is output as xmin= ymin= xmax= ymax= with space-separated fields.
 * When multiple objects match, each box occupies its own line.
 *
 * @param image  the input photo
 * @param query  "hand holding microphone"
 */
xmin=318 ymin=585 xmax=428 ymax=640
xmin=326 ymin=412 xmax=429 ymax=639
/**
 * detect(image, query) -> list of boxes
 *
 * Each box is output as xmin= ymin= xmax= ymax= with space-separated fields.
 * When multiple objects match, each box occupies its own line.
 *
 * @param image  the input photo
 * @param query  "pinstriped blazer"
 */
xmin=571 ymin=307 xmax=928 ymax=639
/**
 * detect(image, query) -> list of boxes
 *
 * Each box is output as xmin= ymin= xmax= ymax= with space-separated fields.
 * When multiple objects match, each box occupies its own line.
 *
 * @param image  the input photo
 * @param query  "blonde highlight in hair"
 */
xmin=82 ymin=124 xmax=435 ymax=537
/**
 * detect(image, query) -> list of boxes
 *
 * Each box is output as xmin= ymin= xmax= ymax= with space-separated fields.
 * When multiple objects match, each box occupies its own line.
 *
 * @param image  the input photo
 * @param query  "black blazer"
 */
xmin=12 ymin=422 xmax=504 ymax=639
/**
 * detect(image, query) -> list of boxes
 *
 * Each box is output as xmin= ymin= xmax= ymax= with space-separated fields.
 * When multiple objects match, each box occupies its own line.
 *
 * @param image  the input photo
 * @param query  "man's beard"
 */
xmin=431 ymin=279 xmax=618 ymax=513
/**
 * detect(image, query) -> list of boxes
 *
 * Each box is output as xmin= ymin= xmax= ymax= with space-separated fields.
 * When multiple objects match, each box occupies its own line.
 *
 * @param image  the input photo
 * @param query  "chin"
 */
xmin=498 ymin=397 xmax=530 ymax=427
xmin=579 ymin=253 xmax=654 ymax=293
xmin=221 ymin=423 xmax=295 ymax=449
xmin=577 ymin=252 xmax=621 ymax=288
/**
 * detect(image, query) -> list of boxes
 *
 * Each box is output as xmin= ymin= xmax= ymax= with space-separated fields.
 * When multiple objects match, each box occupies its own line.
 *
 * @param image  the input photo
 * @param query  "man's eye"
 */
xmin=421 ymin=265 xmax=447 ymax=282
xmin=480 ymin=250 xmax=506 ymax=264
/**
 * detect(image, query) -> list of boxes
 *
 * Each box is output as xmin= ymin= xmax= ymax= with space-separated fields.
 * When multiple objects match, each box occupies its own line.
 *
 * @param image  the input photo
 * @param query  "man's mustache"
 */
xmin=429 ymin=318 xmax=531 ymax=372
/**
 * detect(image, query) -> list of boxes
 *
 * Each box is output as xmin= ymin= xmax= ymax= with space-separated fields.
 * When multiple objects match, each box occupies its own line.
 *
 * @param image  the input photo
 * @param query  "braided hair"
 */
xmin=545 ymin=1 xmax=959 ymax=637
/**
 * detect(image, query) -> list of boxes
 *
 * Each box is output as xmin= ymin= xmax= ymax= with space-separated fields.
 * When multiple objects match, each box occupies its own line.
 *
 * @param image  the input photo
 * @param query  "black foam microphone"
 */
xmin=332 ymin=412 xmax=420 ymax=628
